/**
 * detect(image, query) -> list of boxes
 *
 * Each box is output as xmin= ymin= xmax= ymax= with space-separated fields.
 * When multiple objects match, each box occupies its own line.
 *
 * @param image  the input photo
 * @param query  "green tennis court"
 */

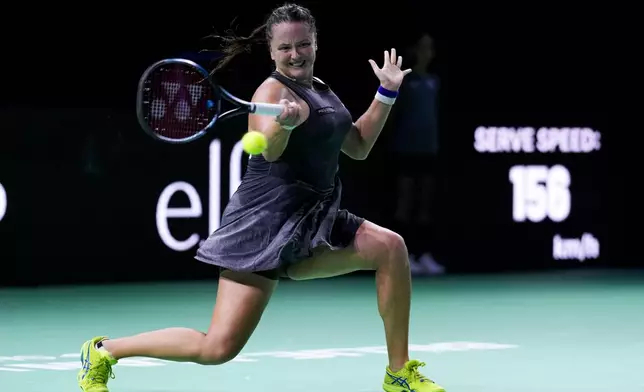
xmin=1 ymin=269 xmax=643 ymax=391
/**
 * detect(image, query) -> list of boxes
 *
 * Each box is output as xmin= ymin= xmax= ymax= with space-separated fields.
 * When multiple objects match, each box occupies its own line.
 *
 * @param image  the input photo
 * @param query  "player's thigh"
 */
xmin=286 ymin=220 xmax=406 ymax=280
xmin=203 ymin=270 xmax=278 ymax=361
xmin=350 ymin=220 xmax=407 ymax=262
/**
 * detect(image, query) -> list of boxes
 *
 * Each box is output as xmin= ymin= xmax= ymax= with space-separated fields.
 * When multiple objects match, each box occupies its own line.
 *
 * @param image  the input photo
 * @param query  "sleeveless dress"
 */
xmin=194 ymin=71 xmax=365 ymax=275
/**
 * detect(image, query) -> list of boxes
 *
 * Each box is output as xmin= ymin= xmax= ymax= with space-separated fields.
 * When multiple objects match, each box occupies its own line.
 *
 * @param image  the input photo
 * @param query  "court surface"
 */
xmin=1 ymin=269 xmax=643 ymax=391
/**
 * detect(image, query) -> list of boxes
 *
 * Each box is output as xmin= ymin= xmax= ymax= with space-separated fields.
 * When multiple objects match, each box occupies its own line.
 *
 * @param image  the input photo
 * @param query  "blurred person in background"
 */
xmin=387 ymin=31 xmax=444 ymax=276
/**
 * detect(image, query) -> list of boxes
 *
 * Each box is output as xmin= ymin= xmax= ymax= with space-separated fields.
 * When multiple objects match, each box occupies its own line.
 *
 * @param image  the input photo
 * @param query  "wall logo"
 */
xmin=150 ymin=81 xmax=208 ymax=127
xmin=155 ymin=139 xmax=246 ymax=251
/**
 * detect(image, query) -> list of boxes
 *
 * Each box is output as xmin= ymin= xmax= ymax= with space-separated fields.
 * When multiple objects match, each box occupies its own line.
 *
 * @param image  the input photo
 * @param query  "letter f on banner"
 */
xmin=0 ymin=181 xmax=6 ymax=222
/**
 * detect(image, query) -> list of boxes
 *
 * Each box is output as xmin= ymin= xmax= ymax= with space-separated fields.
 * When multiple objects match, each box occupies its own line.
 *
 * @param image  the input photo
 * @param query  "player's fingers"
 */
xmin=391 ymin=48 xmax=396 ymax=64
xmin=384 ymin=50 xmax=389 ymax=65
xmin=368 ymin=59 xmax=379 ymax=72
xmin=283 ymin=103 xmax=299 ymax=121
xmin=276 ymin=100 xmax=295 ymax=120
xmin=277 ymin=106 xmax=291 ymax=122
xmin=397 ymin=55 xmax=403 ymax=68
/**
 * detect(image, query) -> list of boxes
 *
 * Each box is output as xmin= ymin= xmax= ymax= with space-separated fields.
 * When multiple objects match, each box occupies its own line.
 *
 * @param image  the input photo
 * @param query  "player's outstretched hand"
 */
xmin=368 ymin=48 xmax=412 ymax=91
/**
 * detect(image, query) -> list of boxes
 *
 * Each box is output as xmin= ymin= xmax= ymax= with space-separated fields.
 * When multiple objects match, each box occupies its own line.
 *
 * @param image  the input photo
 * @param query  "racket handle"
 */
xmin=251 ymin=102 xmax=285 ymax=117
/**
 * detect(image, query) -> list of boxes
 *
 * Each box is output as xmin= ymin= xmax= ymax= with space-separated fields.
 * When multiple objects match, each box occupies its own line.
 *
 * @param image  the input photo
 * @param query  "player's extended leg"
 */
xmin=77 ymin=270 xmax=277 ymax=392
xmin=286 ymin=220 xmax=445 ymax=392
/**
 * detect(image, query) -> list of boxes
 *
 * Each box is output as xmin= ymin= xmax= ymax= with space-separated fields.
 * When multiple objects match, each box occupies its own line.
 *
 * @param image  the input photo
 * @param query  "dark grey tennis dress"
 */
xmin=194 ymin=71 xmax=365 ymax=276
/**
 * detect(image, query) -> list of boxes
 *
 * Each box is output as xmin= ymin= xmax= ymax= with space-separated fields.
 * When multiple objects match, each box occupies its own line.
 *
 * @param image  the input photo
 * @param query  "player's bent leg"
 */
xmin=199 ymin=270 xmax=277 ymax=364
xmin=286 ymin=220 xmax=445 ymax=391
xmin=78 ymin=270 xmax=277 ymax=391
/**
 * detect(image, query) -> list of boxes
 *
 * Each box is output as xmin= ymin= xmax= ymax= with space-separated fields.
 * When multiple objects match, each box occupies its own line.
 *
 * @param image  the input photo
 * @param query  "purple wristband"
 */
xmin=377 ymin=86 xmax=398 ymax=98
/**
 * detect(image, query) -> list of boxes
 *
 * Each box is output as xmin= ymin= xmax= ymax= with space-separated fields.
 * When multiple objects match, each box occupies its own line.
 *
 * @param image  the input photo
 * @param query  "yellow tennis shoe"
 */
xmin=383 ymin=359 xmax=445 ymax=392
xmin=77 ymin=336 xmax=118 ymax=392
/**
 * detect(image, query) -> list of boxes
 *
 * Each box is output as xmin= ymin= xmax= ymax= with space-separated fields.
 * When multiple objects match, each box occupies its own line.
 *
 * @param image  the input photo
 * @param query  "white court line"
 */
xmin=0 ymin=342 xmax=519 ymax=372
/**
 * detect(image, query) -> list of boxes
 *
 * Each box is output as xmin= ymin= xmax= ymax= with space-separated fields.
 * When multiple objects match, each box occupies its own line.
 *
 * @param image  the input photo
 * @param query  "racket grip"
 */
xmin=252 ymin=102 xmax=285 ymax=117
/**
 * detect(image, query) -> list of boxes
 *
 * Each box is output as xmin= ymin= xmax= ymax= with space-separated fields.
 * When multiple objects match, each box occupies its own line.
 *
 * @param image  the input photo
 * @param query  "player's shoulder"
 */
xmin=258 ymin=76 xmax=286 ymax=90
xmin=252 ymin=77 xmax=292 ymax=101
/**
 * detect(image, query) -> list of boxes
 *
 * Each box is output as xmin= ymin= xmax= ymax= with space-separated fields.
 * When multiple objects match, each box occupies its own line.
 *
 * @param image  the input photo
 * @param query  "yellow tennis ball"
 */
xmin=241 ymin=131 xmax=267 ymax=155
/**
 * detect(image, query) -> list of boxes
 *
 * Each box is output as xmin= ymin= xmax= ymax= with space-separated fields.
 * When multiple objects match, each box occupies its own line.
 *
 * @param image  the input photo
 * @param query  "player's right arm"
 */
xmin=249 ymin=78 xmax=302 ymax=162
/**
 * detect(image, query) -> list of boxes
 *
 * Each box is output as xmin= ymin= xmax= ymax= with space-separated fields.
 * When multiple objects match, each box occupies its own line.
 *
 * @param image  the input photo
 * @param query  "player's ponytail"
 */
xmin=205 ymin=23 xmax=267 ymax=74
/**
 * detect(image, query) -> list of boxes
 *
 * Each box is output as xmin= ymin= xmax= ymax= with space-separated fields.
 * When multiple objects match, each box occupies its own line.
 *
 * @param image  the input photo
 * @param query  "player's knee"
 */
xmin=197 ymin=335 xmax=245 ymax=365
xmin=370 ymin=229 xmax=408 ymax=267
xmin=384 ymin=231 xmax=408 ymax=262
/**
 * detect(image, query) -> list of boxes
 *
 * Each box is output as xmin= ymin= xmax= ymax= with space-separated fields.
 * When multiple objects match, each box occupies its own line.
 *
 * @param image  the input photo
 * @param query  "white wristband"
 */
xmin=375 ymin=92 xmax=396 ymax=105
xmin=374 ymin=86 xmax=398 ymax=105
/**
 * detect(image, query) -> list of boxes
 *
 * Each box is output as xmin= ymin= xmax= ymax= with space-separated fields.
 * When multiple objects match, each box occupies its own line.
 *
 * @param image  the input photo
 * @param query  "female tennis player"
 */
xmin=78 ymin=4 xmax=445 ymax=392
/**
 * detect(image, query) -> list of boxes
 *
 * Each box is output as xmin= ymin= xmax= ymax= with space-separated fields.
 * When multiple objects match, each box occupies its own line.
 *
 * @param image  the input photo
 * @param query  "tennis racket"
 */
xmin=136 ymin=58 xmax=285 ymax=143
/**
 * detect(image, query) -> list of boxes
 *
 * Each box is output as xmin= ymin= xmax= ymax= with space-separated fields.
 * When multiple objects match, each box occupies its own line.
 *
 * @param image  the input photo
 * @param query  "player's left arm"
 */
xmin=342 ymin=48 xmax=411 ymax=160
xmin=342 ymin=102 xmax=392 ymax=160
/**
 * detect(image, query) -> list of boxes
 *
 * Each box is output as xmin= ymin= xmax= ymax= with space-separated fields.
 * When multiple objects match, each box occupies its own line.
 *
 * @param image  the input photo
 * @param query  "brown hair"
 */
xmin=204 ymin=3 xmax=317 ymax=74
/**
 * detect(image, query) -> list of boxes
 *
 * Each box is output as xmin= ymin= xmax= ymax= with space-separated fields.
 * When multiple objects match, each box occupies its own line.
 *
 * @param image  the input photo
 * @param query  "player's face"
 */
xmin=269 ymin=22 xmax=317 ymax=81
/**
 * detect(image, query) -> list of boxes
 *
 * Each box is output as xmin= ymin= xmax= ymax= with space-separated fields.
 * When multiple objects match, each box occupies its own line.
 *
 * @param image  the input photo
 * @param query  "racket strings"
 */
xmin=144 ymin=64 xmax=215 ymax=140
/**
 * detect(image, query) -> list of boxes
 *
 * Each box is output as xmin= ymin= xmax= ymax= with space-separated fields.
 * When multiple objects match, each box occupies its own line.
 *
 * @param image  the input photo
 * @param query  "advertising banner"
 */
xmin=0 ymin=108 xmax=614 ymax=285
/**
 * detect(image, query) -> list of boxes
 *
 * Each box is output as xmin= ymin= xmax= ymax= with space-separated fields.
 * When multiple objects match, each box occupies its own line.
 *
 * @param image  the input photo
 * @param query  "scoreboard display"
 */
xmin=456 ymin=124 xmax=605 ymax=270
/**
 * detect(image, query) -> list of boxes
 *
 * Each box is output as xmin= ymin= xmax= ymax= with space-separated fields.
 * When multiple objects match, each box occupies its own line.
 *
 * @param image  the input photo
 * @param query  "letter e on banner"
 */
xmin=156 ymin=181 xmax=203 ymax=251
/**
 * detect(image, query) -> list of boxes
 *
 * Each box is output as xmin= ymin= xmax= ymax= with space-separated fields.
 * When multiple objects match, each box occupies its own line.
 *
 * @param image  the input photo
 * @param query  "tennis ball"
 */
xmin=241 ymin=131 xmax=267 ymax=155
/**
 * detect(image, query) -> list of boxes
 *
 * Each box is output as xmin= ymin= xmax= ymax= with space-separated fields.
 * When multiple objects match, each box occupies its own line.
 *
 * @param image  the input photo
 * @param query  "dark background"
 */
xmin=0 ymin=3 xmax=628 ymax=286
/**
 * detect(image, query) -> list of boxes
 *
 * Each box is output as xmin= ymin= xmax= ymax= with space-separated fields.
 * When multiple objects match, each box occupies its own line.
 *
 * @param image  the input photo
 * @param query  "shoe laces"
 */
xmin=406 ymin=360 xmax=432 ymax=384
xmin=91 ymin=359 xmax=115 ymax=384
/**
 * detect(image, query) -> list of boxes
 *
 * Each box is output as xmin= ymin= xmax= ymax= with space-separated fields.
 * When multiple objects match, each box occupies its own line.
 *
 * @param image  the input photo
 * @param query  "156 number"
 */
xmin=509 ymin=165 xmax=571 ymax=222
